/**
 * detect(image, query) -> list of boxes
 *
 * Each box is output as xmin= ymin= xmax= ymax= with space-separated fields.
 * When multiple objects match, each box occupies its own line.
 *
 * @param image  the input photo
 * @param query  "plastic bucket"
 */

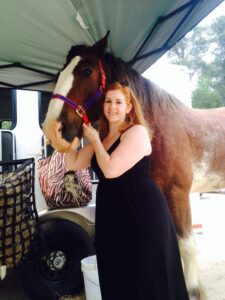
xmin=81 ymin=255 xmax=102 ymax=300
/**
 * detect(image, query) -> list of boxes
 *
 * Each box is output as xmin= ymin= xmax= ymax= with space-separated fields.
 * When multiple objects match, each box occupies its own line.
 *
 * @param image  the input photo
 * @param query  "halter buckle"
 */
xmin=76 ymin=105 xmax=86 ymax=118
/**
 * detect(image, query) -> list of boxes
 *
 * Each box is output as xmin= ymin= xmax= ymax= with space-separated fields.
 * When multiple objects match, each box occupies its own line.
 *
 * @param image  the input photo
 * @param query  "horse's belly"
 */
xmin=191 ymin=163 xmax=225 ymax=192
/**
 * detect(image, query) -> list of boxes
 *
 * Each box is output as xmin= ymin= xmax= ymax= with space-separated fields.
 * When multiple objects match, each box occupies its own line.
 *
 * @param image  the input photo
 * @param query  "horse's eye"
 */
xmin=83 ymin=69 xmax=92 ymax=77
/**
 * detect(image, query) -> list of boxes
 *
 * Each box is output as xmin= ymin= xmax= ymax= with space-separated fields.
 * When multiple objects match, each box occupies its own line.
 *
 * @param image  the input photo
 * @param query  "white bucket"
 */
xmin=81 ymin=255 xmax=102 ymax=300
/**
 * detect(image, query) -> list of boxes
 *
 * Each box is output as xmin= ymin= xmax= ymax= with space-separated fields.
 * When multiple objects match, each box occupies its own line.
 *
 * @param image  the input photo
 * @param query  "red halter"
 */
xmin=51 ymin=60 xmax=106 ymax=124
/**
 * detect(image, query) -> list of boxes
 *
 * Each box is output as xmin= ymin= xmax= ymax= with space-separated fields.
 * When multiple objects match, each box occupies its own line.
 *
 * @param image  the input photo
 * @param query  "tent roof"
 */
xmin=0 ymin=0 xmax=224 ymax=92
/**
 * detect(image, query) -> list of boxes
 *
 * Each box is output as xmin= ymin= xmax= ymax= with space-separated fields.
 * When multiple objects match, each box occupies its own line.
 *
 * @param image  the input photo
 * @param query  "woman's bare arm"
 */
xmin=64 ymin=143 xmax=94 ymax=170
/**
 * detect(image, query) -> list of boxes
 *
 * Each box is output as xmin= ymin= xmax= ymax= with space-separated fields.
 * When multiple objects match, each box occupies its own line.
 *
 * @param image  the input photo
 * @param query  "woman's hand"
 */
xmin=82 ymin=123 xmax=100 ymax=145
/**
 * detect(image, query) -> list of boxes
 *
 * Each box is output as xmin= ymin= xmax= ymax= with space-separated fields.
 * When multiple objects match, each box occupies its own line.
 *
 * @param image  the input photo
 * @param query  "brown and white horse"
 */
xmin=43 ymin=33 xmax=225 ymax=299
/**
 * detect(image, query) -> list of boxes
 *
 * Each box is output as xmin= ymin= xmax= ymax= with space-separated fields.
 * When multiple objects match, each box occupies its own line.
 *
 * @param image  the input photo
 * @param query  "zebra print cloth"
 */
xmin=38 ymin=151 xmax=92 ymax=208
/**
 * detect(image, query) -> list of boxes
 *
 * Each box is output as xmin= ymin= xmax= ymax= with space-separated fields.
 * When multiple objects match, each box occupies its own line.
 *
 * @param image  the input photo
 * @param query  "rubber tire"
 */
xmin=17 ymin=218 xmax=95 ymax=300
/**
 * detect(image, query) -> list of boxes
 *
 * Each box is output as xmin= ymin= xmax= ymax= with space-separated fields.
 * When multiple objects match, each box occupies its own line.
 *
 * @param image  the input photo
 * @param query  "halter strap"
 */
xmin=51 ymin=60 xmax=106 ymax=124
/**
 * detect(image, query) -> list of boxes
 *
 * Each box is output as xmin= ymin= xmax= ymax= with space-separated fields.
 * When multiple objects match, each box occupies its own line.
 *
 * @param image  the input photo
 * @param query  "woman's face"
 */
xmin=103 ymin=89 xmax=132 ymax=124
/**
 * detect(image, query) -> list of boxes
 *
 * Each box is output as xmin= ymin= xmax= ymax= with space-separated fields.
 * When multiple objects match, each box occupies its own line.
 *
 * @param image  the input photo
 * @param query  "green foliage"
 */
xmin=210 ymin=16 xmax=225 ymax=55
xmin=167 ymin=16 xmax=225 ymax=108
xmin=167 ymin=27 xmax=209 ymax=80
xmin=192 ymin=75 xmax=222 ymax=108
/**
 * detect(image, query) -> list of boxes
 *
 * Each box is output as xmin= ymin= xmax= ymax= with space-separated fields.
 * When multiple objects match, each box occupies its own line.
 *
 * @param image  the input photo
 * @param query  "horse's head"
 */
xmin=42 ymin=32 xmax=110 ymax=152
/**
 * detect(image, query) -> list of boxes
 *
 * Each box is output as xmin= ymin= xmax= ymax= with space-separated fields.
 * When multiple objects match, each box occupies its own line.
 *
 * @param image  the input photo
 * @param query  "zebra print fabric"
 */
xmin=38 ymin=151 xmax=92 ymax=208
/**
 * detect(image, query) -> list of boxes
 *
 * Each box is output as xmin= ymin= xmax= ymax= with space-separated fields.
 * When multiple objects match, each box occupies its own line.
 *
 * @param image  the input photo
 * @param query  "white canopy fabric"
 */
xmin=0 ymin=0 xmax=224 ymax=91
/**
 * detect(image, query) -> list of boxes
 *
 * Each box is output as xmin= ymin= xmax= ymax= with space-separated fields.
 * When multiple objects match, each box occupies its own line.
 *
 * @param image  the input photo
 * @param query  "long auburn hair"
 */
xmin=98 ymin=81 xmax=154 ymax=140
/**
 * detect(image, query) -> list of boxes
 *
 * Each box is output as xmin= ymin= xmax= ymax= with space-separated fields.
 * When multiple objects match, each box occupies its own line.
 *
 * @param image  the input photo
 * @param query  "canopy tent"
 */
xmin=0 ymin=0 xmax=224 ymax=92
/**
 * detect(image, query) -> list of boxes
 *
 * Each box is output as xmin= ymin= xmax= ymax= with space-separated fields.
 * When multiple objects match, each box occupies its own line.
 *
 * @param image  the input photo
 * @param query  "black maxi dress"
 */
xmin=91 ymin=138 xmax=189 ymax=300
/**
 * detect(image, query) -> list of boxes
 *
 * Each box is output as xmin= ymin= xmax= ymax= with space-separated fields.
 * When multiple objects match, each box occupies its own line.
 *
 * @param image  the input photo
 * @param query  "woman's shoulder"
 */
xmin=121 ymin=125 xmax=151 ymax=155
xmin=122 ymin=124 xmax=149 ymax=139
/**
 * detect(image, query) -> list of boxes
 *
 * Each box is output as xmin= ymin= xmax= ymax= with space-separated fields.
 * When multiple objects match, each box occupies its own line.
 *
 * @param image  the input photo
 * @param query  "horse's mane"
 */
xmin=103 ymin=52 xmax=185 ymax=117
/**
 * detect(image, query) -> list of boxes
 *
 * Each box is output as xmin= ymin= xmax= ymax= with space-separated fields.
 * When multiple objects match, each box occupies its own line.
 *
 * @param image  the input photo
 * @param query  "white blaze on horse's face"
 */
xmin=54 ymin=56 xmax=82 ymax=97
xmin=42 ymin=56 xmax=81 ymax=152
xmin=45 ymin=56 xmax=81 ymax=122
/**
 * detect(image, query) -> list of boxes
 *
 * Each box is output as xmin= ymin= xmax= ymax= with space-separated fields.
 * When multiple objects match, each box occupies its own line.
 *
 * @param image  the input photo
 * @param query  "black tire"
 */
xmin=17 ymin=218 xmax=95 ymax=300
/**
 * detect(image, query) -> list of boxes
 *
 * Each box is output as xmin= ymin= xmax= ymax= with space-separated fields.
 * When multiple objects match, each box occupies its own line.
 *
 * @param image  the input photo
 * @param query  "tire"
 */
xmin=17 ymin=218 xmax=95 ymax=300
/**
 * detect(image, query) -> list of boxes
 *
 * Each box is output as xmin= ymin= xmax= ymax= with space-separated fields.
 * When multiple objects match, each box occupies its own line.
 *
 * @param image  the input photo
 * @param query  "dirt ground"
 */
xmin=191 ymin=192 xmax=225 ymax=300
xmin=0 ymin=192 xmax=224 ymax=300
xmin=199 ymin=260 xmax=225 ymax=300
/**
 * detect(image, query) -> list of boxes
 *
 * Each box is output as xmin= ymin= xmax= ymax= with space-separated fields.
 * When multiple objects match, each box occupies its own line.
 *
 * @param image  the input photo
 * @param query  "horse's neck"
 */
xmin=104 ymin=53 xmax=187 ymax=126
xmin=131 ymin=75 xmax=187 ymax=125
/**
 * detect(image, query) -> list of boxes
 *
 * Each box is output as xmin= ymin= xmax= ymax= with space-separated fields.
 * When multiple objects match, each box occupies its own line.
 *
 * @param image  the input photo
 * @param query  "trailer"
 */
xmin=0 ymin=88 xmax=97 ymax=299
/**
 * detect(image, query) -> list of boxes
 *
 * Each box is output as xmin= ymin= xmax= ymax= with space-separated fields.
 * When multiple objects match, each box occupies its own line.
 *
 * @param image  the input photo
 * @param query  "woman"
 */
xmin=65 ymin=82 xmax=189 ymax=300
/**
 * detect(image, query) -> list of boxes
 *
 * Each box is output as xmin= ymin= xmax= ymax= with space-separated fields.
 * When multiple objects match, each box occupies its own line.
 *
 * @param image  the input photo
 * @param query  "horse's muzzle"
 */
xmin=42 ymin=120 xmax=80 ymax=153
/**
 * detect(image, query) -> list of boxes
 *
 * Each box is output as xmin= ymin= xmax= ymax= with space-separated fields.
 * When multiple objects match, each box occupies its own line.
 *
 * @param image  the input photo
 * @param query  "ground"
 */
xmin=193 ymin=192 xmax=225 ymax=300
xmin=0 ymin=192 xmax=224 ymax=300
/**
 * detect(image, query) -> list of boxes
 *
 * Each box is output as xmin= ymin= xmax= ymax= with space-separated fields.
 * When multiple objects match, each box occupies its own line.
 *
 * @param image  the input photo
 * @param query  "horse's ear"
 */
xmin=92 ymin=31 xmax=110 ymax=58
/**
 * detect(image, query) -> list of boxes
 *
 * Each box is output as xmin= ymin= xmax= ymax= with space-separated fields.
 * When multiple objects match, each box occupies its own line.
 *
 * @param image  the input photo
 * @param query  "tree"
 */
xmin=167 ymin=16 xmax=225 ymax=108
xmin=167 ymin=26 xmax=209 ymax=80
xmin=192 ymin=75 xmax=222 ymax=108
xmin=207 ymin=16 xmax=225 ymax=105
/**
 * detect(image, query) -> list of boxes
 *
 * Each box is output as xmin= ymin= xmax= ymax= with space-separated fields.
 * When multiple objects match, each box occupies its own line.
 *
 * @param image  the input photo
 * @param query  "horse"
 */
xmin=42 ymin=33 xmax=225 ymax=300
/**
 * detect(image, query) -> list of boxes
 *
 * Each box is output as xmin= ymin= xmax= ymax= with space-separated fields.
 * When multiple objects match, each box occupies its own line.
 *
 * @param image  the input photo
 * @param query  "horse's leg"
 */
xmin=167 ymin=187 xmax=206 ymax=300
xmin=179 ymin=234 xmax=206 ymax=300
